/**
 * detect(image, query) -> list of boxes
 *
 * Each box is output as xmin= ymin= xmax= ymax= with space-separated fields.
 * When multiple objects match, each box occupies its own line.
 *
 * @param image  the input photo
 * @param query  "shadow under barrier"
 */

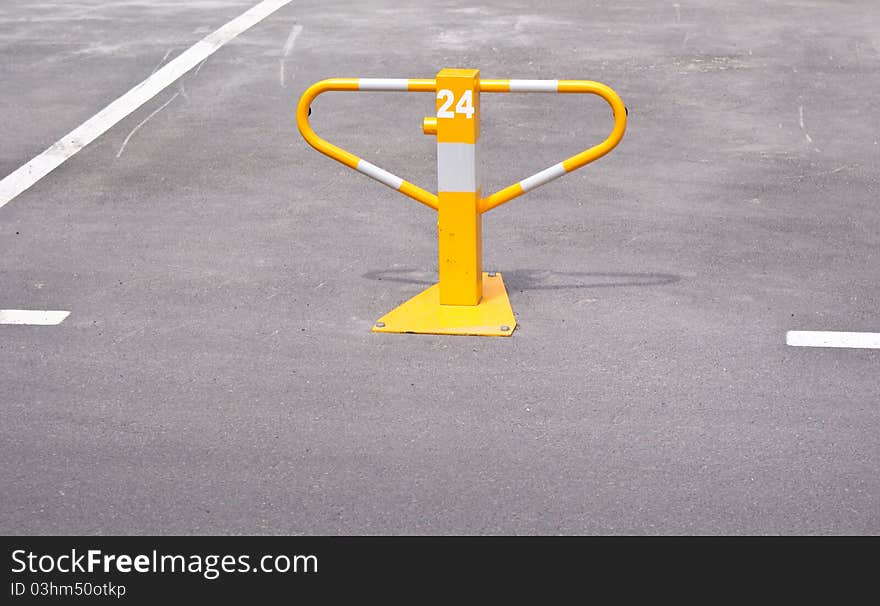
xmin=362 ymin=269 xmax=681 ymax=291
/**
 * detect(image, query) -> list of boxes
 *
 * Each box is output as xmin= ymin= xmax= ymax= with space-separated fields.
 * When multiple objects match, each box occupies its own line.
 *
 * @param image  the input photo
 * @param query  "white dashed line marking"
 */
xmin=279 ymin=23 xmax=303 ymax=86
xmin=786 ymin=331 xmax=880 ymax=349
xmin=0 ymin=310 xmax=70 ymax=326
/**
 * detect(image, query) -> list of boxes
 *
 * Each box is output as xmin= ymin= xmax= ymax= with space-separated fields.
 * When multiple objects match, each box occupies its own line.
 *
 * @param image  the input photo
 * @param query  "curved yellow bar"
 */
xmin=406 ymin=79 xmax=437 ymax=92
xmin=479 ymin=79 xmax=627 ymax=213
xmin=478 ymin=79 xmax=511 ymax=92
xmin=296 ymin=76 xmax=625 ymax=214
xmin=296 ymin=78 xmax=439 ymax=210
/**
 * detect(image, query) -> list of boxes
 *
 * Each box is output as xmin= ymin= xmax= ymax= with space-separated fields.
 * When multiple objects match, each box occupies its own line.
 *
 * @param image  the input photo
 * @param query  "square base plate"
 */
xmin=373 ymin=272 xmax=516 ymax=336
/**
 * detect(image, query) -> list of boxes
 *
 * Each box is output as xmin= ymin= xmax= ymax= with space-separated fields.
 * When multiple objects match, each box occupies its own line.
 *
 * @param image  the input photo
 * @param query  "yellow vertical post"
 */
xmin=370 ymin=68 xmax=515 ymax=336
xmin=435 ymin=68 xmax=482 ymax=306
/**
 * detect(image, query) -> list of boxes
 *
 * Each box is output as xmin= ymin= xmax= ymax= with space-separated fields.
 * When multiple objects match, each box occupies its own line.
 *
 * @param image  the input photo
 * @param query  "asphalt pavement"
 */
xmin=1 ymin=0 xmax=878 ymax=534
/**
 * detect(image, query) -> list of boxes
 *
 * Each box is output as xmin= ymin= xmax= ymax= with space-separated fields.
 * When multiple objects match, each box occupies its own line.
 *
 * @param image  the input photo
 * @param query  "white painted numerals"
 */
xmin=436 ymin=89 xmax=474 ymax=119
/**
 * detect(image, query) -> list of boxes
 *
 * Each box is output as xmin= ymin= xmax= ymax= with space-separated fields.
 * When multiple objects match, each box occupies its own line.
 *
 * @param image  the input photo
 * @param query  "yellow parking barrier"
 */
xmin=297 ymin=68 xmax=626 ymax=336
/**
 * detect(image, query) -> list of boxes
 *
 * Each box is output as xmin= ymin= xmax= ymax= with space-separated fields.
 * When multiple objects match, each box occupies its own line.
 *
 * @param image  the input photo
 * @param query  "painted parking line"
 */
xmin=786 ymin=331 xmax=880 ymax=349
xmin=0 ymin=310 xmax=70 ymax=325
xmin=0 ymin=0 xmax=294 ymax=210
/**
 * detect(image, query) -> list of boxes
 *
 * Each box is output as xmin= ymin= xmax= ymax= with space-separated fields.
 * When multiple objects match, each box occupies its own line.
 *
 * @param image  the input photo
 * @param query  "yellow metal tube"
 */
xmin=407 ymin=79 xmax=437 ymax=92
xmin=556 ymin=80 xmax=627 ymax=173
xmin=296 ymin=78 xmax=439 ymax=210
xmin=478 ymin=79 xmax=511 ymax=92
xmin=478 ymin=79 xmax=627 ymax=213
xmin=296 ymin=78 xmax=360 ymax=169
xmin=297 ymin=76 xmax=625 ymax=215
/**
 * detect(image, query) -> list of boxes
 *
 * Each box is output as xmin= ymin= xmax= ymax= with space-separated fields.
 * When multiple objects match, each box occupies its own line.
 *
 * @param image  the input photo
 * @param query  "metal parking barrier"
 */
xmin=297 ymin=68 xmax=626 ymax=336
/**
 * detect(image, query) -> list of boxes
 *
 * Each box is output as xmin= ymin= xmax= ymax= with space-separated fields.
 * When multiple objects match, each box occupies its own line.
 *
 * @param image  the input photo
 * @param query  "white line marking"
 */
xmin=798 ymin=105 xmax=812 ymax=143
xmin=281 ymin=23 xmax=303 ymax=55
xmin=279 ymin=23 xmax=303 ymax=86
xmin=0 ymin=0 xmax=295 ymax=210
xmin=151 ymin=48 xmax=174 ymax=75
xmin=786 ymin=331 xmax=880 ymax=349
xmin=0 ymin=310 xmax=70 ymax=326
xmin=116 ymin=92 xmax=180 ymax=158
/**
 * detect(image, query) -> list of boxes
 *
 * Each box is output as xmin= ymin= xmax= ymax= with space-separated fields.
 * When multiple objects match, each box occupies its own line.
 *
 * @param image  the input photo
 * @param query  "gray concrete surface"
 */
xmin=1 ymin=0 xmax=878 ymax=535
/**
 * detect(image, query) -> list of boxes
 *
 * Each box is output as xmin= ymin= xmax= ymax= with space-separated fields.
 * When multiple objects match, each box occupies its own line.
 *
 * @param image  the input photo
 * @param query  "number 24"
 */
xmin=437 ymin=89 xmax=474 ymax=119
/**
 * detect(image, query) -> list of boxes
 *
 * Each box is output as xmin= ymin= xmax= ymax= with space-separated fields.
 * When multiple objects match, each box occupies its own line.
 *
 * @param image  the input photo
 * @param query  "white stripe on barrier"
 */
xmin=356 ymin=159 xmax=404 ymax=190
xmin=786 ymin=331 xmax=880 ymax=349
xmin=520 ymin=162 xmax=566 ymax=192
xmin=508 ymin=79 xmax=559 ymax=93
xmin=0 ymin=310 xmax=70 ymax=325
xmin=358 ymin=78 xmax=410 ymax=91
xmin=437 ymin=143 xmax=478 ymax=192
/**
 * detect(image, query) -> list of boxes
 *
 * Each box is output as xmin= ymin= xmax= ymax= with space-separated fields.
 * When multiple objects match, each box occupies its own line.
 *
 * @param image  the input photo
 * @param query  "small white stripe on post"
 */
xmin=0 ymin=310 xmax=70 ymax=325
xmin=519 ymin=162 xmax=566 ymax=192
xmin=356 ymin=159 xmax=404 ymax=190
xmin=437 ymin=143 xmax=478 ymax=192
xmin=786 ymin=331 xmax=880 ymax=349
xmin=357 ymin=78 xmax=410 ymax=91
xmin=508 ymin=79 xmax=559 ymax=93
